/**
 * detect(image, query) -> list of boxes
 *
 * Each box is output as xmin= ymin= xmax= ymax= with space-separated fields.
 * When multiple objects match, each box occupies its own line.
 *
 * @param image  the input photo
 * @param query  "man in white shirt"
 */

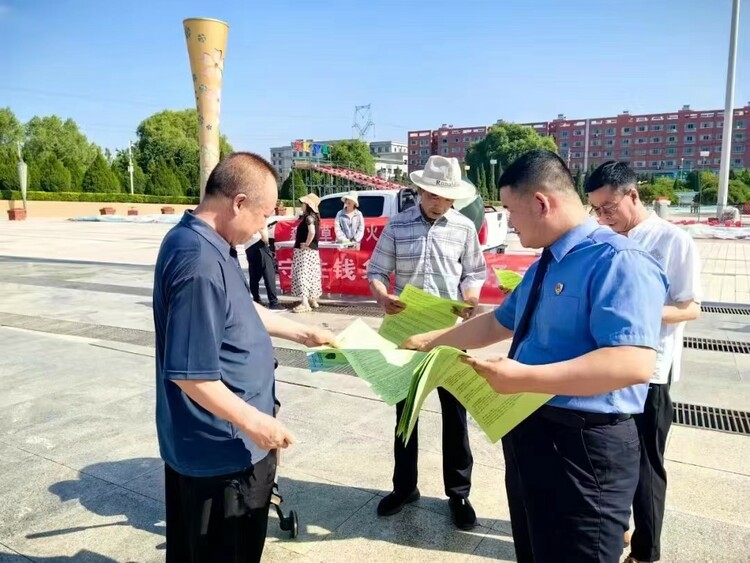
xmin=585 ymin=161 xmax=702 ymax=563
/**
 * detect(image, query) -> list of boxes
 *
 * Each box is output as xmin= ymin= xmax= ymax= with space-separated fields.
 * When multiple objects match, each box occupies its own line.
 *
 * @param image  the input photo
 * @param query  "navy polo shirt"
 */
xmin=495 ymin=218 xmax=669 ymax=414
xmin=153 ymin=211 xmax=276 ymax=477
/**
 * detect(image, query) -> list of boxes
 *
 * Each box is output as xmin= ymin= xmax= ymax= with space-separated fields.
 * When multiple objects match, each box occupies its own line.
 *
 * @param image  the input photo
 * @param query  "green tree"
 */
xmin=280 ymin=169 xmax=307 ymax=201
xmin=487 ymin=161 xmax=497 ymax=201
xmin=37 ymin=153 xmax=72 ymax=192
xmin=24 ymin=115 xmax=99 ymax=169
xmin=465 ymin=123 xmax=558 ymax=188
xmin=329 ymin=139 xmax=376 ymax=175
xmin=135 ymin=109 xmax=233 ymax=193
xmin=81 ymin=152 xmax=121 ymax=193
xmin=477 ymin=163 xmax=489 ymax=199
xmin=685 ymin=170 xmax=718 ymax=193
xmin=0 ymin=145 xmax=19 ymax=190
xmin=638 ymin=177 xmax=678 ymax=204
xmin=0 ymin=108 xmax=24 ymax=147
xmin=63 ymin=157 xmax=85 ymax=191
xmin=145 ymin=159 xmax=183 ymax=197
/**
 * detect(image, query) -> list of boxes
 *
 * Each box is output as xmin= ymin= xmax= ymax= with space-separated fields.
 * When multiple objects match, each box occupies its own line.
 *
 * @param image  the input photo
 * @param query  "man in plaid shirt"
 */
xmin=366 ymin=155 xmax=486 ymax=530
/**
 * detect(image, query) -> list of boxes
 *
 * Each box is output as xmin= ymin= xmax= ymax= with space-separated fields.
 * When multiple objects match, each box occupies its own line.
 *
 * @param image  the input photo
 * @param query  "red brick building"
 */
xmin=408 ymin=104 xmax=750 ymax=175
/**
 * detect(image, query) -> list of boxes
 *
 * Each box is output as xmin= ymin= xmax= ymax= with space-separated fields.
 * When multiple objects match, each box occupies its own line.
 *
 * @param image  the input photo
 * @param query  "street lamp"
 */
xmin=127 ymin=141 xmax=135 ymax=196
xmin=17 ymin=142 xmax=27 ymax=212
xmin=489 ymin=158 xmax=498 ymax=200
xmin=698 ymin=150 xmax=710 ymax=223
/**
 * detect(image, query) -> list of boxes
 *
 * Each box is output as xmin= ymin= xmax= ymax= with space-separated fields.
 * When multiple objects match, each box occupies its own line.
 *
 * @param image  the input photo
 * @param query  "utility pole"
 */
xmin=717 ymin=0 xmax=741 ymax=217
xmin=127 ymin=141 xmax=135 ymax=196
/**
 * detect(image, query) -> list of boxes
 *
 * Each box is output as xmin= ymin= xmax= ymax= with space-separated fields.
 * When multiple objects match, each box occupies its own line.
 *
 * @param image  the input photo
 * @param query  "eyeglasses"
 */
xmin=589 ymin=191 xmax=632 ymax=218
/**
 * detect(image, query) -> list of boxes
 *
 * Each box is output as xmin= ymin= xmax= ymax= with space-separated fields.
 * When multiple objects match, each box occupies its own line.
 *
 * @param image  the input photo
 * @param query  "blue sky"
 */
xmin=6 ymin=0 xmax=749 ymax=156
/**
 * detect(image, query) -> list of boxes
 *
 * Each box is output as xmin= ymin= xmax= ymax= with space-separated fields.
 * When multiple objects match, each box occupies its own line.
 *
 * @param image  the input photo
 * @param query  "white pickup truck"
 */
xmin=267 ymin=188 xmax=508 ymax=252
xmin=317 ymin=188 xmax=508 ymax=252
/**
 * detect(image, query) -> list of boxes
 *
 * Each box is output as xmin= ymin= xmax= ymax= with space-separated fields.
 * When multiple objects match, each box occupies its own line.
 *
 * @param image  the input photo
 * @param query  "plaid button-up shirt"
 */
xmin=366 ymin=205 xmax=486 ymax=300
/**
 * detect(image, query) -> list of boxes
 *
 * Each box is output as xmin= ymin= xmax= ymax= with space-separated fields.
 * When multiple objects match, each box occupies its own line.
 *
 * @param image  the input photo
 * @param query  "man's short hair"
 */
xmin=204 ymin=152 xmax=279 ymax=200
xmin=497 ymin=149 xmax=575 ymax=195
xmin=584 ymin=161 xmax=637 ymax=195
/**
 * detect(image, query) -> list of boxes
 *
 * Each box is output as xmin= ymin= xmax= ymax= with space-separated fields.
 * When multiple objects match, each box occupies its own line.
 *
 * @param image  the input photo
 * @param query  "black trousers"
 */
xmin=393 ymin=387 xmax=473 ymax=498
xmin=164 ymin=451 xmax=277 ymax=563
xmin=504 ymin=406 xmax=640 ymax=563
xmin=630 ymin=381 xmax=673 ymax=562
xmin=246 ymin=245 xmax=278 ymax=306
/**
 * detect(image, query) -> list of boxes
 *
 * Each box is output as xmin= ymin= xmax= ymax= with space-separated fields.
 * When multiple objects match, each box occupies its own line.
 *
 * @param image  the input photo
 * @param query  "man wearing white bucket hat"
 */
xmin=334 ymin=191 xmax=365 ymax=245
xmin=367 ymin=155 xmax=487 ymax=529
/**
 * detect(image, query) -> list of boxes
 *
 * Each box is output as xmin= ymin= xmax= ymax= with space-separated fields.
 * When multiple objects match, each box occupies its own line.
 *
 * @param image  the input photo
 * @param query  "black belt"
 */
xmin=538 ymin=405 xmax=632 ymax=429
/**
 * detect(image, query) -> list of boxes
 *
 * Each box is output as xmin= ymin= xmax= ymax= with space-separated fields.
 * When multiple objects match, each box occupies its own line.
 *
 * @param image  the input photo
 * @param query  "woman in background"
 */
xmin=291 ymin=193 xmax=322 ymax=313
xmin=334 ymin=191 xmax=365 ymax=246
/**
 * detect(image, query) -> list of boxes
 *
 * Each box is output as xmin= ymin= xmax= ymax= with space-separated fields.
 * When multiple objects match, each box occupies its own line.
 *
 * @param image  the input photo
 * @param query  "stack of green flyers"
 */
xmin=396 ymin=346 xmax=552 ymax=444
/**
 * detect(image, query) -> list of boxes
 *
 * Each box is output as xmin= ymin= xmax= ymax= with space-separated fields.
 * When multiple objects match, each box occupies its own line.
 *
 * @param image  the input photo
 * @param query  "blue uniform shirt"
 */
xmin=153 ymin=211 xmax=276 ymax=477
xmin=495 ymin=218 xmax=668 ymax=414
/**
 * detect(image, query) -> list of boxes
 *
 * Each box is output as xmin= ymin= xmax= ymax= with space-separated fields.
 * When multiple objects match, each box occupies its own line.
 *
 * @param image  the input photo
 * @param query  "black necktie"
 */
xmin=507 ymin=248 xmax=553 ymax=360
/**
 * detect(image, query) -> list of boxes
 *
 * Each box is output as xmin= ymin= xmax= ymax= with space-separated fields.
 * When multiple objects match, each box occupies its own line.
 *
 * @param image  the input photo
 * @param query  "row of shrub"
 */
xmin=1 ymin=191 xmax=199 ymax=205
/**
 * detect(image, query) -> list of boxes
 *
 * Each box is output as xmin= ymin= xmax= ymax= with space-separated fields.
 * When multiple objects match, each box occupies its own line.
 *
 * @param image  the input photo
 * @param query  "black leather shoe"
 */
xmin=449 ymin=497 xmax=477 ymax=530
xmin=377 ymin=489 xmax=420 ymax=516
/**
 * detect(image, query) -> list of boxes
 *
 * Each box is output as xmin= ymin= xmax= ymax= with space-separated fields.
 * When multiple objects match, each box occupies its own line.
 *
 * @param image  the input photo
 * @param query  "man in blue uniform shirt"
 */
xmin=404 ymin=149 xmax=668 ymax=563
xmin=153 ymin=152 xmax=336 ymax=562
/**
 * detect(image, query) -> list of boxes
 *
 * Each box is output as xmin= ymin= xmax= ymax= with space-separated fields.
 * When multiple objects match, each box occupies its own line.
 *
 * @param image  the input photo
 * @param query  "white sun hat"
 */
xmin=409 ymin=155 xmax=477 ymax=200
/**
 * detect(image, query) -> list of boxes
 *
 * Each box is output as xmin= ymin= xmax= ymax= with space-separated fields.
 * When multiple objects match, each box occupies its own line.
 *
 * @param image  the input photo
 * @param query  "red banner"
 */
xmin=274 ymin=217 xmax=388 ymax=253
xmin=275 ymin=247 xmax=535 ymax=305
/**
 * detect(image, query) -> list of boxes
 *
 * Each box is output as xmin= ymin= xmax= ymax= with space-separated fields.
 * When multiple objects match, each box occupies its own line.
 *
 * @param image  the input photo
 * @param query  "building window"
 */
xmin=410 ymin=140 xmax=418 ymax=145
xmin=622 ymin=150 xmax=631 ymax=157
xmin=621 ymin=139 xmax=631 ymax=147
xmin=572 ymin=163 xmax=581 ymax=170
xmin=451 ymin=148 xmax=460 ymax=154
xmin=666 ymin=147 xmax=677 ymax=155
xmin=734 ymin=132 xmax=746 ymax=141
xmin=419 ymin=139 xmax=429 ymax=146
xmin=622 ymin=127 xmax=632 ymax=135
xmin=441 ymin=148 xmax=449 ymax=155
xmin=463 ymin=137 xmax=471 ymax=142
xmin=590 ymin=139 xmax=602 ymax=146
xmin=605 ymin=151 xmax=614 ymax=157
xmin=683 ymin=160 xmax=693 ymax=169
xmin=635 ymin=161 xmax=646 ymax=168
xmin=636 ymin=138 xmax=647 ymax=144
xmin=684 ymin=135 xmax=695 ymax=144
xmin=561 ymin=142 xmax=569 ymax=149
xmin=562 ymin=131 xmax=569 ymax=138
xmin=665 ymin=160 xmax=675 ymax=167
xmin=734 ymin=159 xmax=744 ymax=166
xmin=420 ymin=149 xmax=429 ymax=156
xmin=606 ymin=139 xmax=615 ymax=146
xmin=667 ymin=136 xmax=678 ymax=144
xmin=683 ymin=147 xmax=694 ymax=155
xmin=574 ymin=129 xmax=584 ymax=136
xmin=651 ymin=148 xmax=662 ymax=155
xmin=591 ymin=151 xmax=601 ymax=157
xmin=635 ymin=149 xmax=647 ymax=156
xmin=593 ymin=128 xmax=602 ymax=135
xmin=574 ymin=141 xmax=583 ymax=147
xmin=685 ymin=123 xmax=696 ymax=131
xmin=652 ymin=125 xmax=664 ymax=131
xmin=736 ymin=120 xmax=746 ymax=129
xmin=410 ymin=150 xmax=417 ymax=155
xmin=715 ymin=145 xmax=722 ymax=152
xmin=637 ymin=125 xmax=648 ymax=132
xmin=717 ymin=134 xmax=723 ymax=141
xmin=651 ymin=137 xmax=662 ymax=143
xmin=605 ymin=128 xmax=616 ymax=136
xmin=701 ymin=134 xmax=713 ymax=141
xmin=668 ymin=124 xmax=678 ymax=132
xmin=573 ymin=152 xmax=583 ymax=158
xmin=734 ymin=145 xmax=746 ymax=153
xmin=410 ymin=159 xmax=416 ymax=165
xmin=701 ymin=122 xmax=714 ymax=129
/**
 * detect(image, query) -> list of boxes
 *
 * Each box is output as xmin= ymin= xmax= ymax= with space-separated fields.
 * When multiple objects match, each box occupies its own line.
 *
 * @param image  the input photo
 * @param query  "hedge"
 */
xmin=0 ymin=191 xmax=199 ymax=205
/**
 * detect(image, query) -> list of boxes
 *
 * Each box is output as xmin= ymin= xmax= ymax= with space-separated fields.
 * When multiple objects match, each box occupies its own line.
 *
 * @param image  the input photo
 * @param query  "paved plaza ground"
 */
xmin=0 ymin=219 xmax=748 ymax=562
